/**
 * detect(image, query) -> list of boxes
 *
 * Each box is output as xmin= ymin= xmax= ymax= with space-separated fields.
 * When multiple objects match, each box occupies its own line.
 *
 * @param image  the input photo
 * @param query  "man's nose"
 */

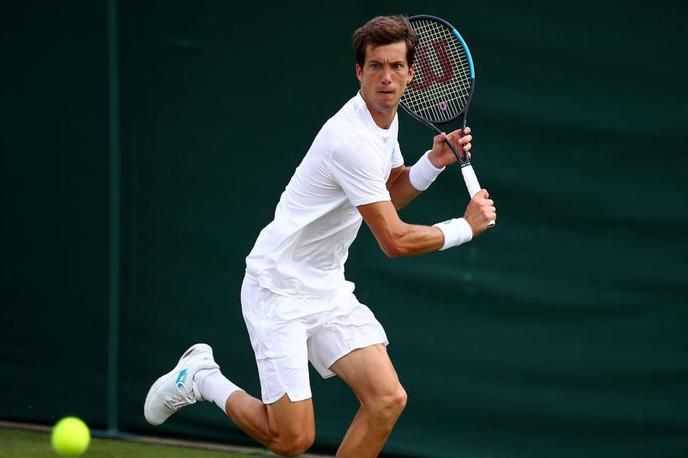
xmin=381 ymin=67 xmax=392 ymax=83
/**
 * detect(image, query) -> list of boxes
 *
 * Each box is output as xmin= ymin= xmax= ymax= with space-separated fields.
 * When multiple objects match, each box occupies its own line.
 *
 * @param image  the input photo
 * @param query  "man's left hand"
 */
xmin=427 ymin=127 xmax=472 ymax=168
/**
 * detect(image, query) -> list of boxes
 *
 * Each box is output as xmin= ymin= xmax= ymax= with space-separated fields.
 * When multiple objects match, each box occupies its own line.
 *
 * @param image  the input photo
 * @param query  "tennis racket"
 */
xmin=400 ymin=15 xmax=494 ymax=227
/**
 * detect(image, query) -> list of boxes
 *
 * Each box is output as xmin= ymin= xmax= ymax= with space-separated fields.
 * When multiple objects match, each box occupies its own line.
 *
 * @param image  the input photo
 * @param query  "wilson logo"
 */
xmin=409 ymin=39 xmax=454 ymax=91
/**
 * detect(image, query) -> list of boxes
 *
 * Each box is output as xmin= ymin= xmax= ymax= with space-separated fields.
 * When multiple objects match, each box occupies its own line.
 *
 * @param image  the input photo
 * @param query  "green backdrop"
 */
xmin=3 ymin=1 xmax=687 ymax=457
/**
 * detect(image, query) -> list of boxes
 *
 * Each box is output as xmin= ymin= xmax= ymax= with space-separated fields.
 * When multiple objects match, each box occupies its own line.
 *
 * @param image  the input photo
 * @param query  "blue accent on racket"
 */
xmin=452 ymin=28 xmax=475 ymax=79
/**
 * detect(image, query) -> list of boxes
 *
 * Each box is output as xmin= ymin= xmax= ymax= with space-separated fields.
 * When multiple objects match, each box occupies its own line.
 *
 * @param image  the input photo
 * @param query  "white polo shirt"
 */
xmin=245 ymin=92 xmax=404 ymax=298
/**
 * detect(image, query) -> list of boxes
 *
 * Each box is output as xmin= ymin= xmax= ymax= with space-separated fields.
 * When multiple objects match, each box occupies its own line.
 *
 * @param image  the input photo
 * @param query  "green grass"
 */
xmin=0 ymin=428 xmax=272 ymax=458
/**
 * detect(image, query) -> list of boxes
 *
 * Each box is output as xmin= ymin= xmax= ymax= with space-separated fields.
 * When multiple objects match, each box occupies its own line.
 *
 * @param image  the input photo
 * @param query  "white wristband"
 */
xmin=409 ymin=151 xmax=445 ymax=191
xmin=433 ymin=218 xmax=473 ymax=250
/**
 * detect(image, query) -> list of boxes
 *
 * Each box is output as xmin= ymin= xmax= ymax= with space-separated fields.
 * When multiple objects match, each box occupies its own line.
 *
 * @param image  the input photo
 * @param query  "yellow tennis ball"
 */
xmin=51 ymin=417 xmax=91 ymax=457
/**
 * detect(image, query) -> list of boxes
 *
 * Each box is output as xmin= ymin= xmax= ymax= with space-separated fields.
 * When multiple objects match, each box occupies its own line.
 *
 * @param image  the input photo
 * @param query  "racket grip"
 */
xmin=461 ymin=164 xmax=482 ymax=198
xmin=461 ymin=164 xmax=496 ymax=228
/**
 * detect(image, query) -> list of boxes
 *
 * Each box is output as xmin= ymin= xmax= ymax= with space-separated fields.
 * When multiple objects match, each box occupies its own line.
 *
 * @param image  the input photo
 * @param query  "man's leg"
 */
xmin=329 ymin=344 xmax=407 ymax=458
xmin=219 ymin=274 xmax=315 ymax=456
xmin=196 ymin=363 xmax=316 ymax=457
xmin=223 ymin=392 xmax=315 ymax=457
xmin=145 ymin=343 xmax=315 ymax=458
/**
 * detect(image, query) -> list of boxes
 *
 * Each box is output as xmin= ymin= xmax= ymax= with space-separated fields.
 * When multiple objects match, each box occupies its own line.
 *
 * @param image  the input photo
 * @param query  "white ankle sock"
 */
xmin=195 ymin=369 xmax=241 ymax=415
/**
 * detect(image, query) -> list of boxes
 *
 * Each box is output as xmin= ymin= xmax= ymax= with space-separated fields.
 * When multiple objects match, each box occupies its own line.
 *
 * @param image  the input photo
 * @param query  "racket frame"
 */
xmin=400 ymin=14 xmax=477 ymax=168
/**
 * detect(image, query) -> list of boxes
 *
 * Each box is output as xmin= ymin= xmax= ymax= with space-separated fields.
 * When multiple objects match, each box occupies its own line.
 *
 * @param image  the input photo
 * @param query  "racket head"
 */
xmin=401 ymin=15 xmax=475 ymax=126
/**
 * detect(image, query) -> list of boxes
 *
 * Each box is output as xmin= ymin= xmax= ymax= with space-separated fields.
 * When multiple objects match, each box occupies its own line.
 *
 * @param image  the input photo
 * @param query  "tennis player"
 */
xmin=145 ymin=15 xmax=496 ymax=457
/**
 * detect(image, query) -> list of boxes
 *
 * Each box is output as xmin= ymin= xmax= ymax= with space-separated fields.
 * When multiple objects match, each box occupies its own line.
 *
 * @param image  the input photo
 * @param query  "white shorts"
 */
xmin=240 ymin=275 xmax=388 ymax=404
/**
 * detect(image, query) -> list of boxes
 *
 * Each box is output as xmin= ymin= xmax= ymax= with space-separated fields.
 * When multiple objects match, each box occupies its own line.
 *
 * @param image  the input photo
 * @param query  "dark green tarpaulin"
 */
xmin=2 ymin=1 xmax=687 ymax=457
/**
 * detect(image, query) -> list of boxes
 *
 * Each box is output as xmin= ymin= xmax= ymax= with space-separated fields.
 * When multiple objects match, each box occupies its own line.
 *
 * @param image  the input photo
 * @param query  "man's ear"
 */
xmin=408 ymin=65 xmax=414 ymax=83
xmin=356 ymin=63 xmax=363 ymax=83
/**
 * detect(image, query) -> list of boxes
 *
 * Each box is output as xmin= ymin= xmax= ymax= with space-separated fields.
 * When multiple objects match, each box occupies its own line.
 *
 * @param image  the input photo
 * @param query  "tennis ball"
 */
xmin=51 ymin=417 xmax=91 ymax=457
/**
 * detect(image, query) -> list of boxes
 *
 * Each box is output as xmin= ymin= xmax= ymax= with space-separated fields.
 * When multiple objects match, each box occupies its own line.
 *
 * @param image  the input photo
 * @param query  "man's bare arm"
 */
xmin=359 ymin=187 xmax=496 ymax=258
xmin=386 ymin=166 xmax=420 ymax=210
xmin=358 ymin=200 xmax=444 ymax=257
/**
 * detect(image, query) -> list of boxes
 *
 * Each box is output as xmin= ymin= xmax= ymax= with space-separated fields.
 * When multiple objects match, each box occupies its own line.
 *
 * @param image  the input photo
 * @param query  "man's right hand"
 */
xmin=464 ymin=189 xmax=496 ymax=237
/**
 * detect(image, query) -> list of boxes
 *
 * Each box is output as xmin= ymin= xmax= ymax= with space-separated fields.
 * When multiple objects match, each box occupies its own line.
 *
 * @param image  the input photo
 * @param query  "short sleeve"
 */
xmin=391 ymin=141 xmax=404 ymax=169
xmin=328 ymin=138 xmax=391 ymax=207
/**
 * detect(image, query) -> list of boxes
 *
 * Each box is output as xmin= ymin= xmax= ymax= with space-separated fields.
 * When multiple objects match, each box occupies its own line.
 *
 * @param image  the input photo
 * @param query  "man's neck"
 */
xmin=360 ymin=93 xmax=396 ymax=129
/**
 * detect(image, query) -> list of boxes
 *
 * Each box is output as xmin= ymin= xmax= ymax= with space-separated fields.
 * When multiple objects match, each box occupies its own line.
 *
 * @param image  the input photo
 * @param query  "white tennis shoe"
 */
xmin=144 ymin=343 xmax=219 ymax=426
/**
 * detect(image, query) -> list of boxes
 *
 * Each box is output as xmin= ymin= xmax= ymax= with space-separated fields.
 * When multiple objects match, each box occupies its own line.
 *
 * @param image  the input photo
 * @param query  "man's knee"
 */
xmin=271 ymin=429 xmax=315 ymax=457
xmin=265 ymin=395 xmax=315 ymax=456
xmin=366 ymin=384 xmax=408 ymax=423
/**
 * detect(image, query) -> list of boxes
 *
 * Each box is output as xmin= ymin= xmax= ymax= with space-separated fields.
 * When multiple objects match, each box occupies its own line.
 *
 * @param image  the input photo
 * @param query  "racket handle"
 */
xmin=461 ymin=164 xmax=496 ymax=228
xmin=461 ymin=164 xmax=481 ymax=198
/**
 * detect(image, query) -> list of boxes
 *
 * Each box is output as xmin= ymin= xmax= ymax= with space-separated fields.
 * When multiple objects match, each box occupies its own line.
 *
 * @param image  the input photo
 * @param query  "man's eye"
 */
xmin=370 ymin=63 xmax=380 ymax=69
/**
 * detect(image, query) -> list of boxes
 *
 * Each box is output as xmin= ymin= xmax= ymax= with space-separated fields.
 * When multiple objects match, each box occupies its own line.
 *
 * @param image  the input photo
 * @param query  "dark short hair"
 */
xmin=353 ymin=16 xmax=419 ymax=68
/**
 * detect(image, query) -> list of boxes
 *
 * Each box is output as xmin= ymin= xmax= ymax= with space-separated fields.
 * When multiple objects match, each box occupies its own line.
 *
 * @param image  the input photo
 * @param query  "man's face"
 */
xmin=356 ymin=41 xmax=414 ymax=116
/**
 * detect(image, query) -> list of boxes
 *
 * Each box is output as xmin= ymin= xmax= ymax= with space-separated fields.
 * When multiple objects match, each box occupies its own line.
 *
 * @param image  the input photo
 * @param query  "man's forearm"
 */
xmin=358 ymin=200 xmax=475 ymax=259
xmin=387 ymin=166 xmax=421 ymax=210
xmin=387 ymin=151 xmax=446 ymax=209
xmin=378 ymin=222 xmax=445 ymax=257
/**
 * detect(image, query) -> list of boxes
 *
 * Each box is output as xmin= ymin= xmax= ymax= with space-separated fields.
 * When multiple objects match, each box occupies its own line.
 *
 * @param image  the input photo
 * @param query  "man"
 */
xmin=144 ymin=15 xmax=496 ymax=458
